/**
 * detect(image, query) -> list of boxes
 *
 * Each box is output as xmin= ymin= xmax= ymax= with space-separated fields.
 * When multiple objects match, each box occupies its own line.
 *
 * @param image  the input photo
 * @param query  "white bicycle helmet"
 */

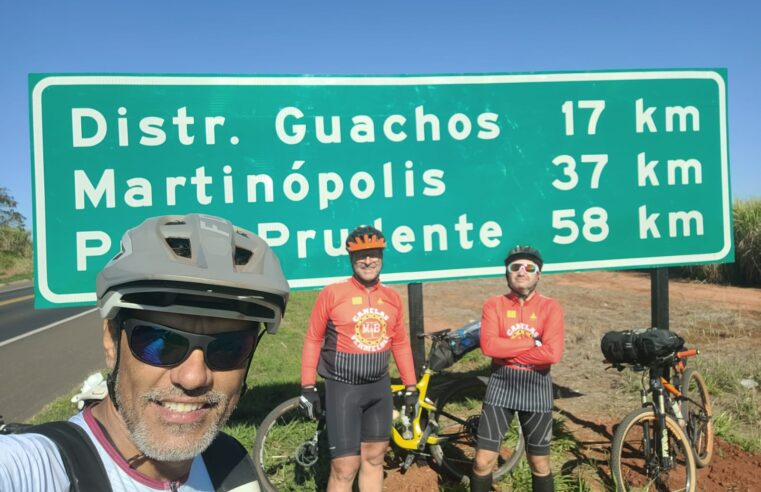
xmin=96 ymin=213 xmax=289 ymax=333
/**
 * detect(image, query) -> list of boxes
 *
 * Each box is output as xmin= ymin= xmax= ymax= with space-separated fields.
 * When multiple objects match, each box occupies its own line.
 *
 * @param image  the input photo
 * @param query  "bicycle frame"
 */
xmin=390 ymin=368 xmax=481 ymax=451
xmin=634 ymin=348 xmax=701 ymax=469
xmin=390 ymin=369 xmax=440 ymax=450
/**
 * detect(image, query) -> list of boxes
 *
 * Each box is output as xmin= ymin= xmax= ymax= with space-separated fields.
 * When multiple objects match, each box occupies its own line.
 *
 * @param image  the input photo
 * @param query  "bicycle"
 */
xmin=252 ymin=327 xmax=525 ymax=491
xmin=606 ymin=346 xmax=713 ymax=492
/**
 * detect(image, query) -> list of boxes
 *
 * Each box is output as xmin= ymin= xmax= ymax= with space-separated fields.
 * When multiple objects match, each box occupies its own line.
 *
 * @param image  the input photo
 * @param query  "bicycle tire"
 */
xmin=681 ymin=368 xmax=714 ymax=468
xmin=252 ymin=397 xmax=331 ymax=492
xmin=429 ymin=377 xmax=525 ymax=482
xmin=611 ymin=407 xmax=696 ymax=492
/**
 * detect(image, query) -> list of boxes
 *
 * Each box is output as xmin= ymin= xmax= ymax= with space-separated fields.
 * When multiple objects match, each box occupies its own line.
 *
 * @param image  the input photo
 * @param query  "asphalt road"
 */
xmin=0 ymin=282 xmax=104 ymax=422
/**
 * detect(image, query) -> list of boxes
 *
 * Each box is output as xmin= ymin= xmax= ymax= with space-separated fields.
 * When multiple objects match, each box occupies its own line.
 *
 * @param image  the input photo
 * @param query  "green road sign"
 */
xmin=30 ymin=70 xmax=732 ymax=307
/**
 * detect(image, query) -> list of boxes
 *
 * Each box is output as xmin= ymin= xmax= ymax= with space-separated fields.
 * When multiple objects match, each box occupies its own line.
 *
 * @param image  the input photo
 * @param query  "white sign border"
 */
xmin=31 ymin=71 xmax=730 ymax=303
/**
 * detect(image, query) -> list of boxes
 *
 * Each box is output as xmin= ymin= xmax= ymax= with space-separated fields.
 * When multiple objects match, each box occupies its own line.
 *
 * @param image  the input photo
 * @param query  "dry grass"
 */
xmin=675 ymin=198 xmax=761 ymax=287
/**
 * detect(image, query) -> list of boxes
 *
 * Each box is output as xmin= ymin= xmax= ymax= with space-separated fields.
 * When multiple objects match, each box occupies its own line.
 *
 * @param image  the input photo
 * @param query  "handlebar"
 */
xmin=416 ymin=328 xmax=451 ymax=340
xmin=603 ymin=346 xmax=699 ymax=371
xmin=676 ymin=348 xmax=699 ymax=359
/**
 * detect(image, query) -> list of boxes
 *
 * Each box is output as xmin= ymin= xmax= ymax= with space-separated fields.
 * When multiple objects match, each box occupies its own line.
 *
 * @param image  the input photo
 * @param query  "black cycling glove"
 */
xmin=299 ymin=386 xmax=322 ymax=420
xmin=403 ymin=388 xmax=419 ymax=419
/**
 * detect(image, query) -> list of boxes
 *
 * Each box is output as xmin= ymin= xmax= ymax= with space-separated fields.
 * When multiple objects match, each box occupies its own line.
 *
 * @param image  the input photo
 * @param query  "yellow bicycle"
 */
xmin=252 ymin=327 xmax=525 ymax=491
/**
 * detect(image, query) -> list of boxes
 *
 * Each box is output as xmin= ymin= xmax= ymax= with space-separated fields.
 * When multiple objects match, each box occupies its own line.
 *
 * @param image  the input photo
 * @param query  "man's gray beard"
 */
xmin=115 ymin=374 xmax=235 ymax=462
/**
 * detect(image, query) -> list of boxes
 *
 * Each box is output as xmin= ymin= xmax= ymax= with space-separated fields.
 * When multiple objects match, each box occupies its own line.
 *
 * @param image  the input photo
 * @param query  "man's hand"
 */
xmin=403 ymin=387 xmax=419 ymax=420
xmin=299 ymin=386 xmax=322 ymax=420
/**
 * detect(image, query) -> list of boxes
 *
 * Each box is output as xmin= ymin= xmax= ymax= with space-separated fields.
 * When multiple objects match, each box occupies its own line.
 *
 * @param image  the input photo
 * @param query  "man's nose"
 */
xmin=170 ymin=348 xmax=213 ymax=391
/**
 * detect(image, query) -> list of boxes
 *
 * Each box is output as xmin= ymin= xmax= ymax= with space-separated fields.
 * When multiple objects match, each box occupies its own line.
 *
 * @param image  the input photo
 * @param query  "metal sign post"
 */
xmin=651 ymin=267 xmax=670 ymax=330
xmin=407 ymin=283 xmax=425 ymax=378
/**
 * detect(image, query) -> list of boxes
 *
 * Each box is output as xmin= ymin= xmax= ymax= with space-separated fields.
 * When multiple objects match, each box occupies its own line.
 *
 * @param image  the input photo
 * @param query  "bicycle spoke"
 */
xmin=430 ymin=378 xmax=524 ymax=482
xmin=253 ymin=398 xmax=331 ymax=492
xmin=681 ymin=368 xmax=714 ymax=468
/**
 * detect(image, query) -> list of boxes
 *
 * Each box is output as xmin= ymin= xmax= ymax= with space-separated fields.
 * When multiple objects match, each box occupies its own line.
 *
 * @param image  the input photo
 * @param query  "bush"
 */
xmin=0 ymin=226 xmax=31 ymax=257
xmin=733 ymin=198 xmax=761 ymax=285
xmin=673 ymin=198 xmax=761 ymax=287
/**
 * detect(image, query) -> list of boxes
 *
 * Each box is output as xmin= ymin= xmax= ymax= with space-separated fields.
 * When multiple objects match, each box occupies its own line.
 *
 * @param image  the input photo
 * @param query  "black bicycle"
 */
xmin=607 ymin=347 xmax=713 ymax=492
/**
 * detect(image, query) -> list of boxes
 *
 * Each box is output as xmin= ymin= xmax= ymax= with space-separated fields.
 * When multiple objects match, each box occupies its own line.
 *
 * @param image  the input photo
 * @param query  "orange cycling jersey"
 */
xmin=480 ymin=291 xmax=564 ymax=372
xmin=301 ymin=277 xmax=417 ymax=387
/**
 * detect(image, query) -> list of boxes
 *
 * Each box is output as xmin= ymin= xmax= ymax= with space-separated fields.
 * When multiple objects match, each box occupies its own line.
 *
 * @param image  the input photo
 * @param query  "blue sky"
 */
xmin=1 ymin=0 xmax=758 ymax=228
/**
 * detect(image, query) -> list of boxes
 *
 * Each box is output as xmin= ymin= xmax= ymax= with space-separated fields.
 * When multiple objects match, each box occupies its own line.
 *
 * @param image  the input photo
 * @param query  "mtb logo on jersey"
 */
xmin=506 ymin=322 xmax=539 ymax=340
xmin=352 ymin=307 xmax=390 ymax=352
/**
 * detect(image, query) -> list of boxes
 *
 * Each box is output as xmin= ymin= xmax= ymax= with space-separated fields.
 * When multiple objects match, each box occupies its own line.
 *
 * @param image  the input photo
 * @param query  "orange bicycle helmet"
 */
xmin=345 ymin=225 xmax=386 ymax=253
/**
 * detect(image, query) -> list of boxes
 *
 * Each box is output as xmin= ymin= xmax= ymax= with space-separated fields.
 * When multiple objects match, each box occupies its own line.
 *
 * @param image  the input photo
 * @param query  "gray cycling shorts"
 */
xmin=476 ymin=403 xmax=553 ymax=456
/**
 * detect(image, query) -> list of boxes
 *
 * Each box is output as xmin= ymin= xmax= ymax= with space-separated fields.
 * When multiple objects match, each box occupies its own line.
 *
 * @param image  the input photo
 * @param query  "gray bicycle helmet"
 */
xmin=96 ymin=214 xmax=289 ymax=333
xmin=504 ymin=245 xmax=543 ymax=270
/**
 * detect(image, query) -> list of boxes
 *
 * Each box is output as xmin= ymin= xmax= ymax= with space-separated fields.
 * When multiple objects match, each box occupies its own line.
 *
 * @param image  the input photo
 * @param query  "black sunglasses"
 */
xmin=121 ymin=318 xmax=258 ymax=371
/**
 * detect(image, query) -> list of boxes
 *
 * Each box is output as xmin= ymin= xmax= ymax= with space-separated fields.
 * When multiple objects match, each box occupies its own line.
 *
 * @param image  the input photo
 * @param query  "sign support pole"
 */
xmin=650 ymin=267 xmax=669 ymax=330
xmin=407 ymin=283 xmax=425 ymax=378
xmin=650 ymin=267 xmax=670 ymax=382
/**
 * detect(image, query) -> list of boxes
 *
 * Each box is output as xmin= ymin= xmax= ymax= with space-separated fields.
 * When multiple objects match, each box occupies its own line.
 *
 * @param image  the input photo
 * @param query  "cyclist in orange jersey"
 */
xmin=471 ymin=245 xmax=564 ymax=492
xmin=300 ymin=225 xmax=418 ymax=492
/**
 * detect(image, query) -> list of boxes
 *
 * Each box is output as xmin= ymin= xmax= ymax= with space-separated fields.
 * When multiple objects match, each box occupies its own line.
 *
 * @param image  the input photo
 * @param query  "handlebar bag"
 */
xmin=601 ymin=328 xmax=684 ymax=365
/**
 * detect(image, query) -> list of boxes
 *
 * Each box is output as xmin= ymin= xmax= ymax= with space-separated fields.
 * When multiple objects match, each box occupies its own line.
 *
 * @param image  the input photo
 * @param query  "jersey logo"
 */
xmin=352 ymin=296 xmax=362 ymax=305
xmin=377 ymin=298 xmax=384 ymax=304
xmin=506 ymin=310 xmax=516 ymax=318
xmin=530 ymin=312 xmax=537 ymax=320
xmin=351 ymin=307 xmax=390 ymax=352
xmin=505 ymin=322 xmax=539 ymax=340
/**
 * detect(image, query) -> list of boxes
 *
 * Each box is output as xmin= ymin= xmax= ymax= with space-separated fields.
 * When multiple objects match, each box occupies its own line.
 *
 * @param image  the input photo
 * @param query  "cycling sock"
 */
xmin=470 ymin=471 xmax=492 ymax=492
xmin=531 ymin=472 xmax=554 ymax=492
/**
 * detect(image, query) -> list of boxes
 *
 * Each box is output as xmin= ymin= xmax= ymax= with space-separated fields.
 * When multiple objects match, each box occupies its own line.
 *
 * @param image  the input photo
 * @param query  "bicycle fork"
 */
xmin=651 ymin=379 xmax=674 ymax=470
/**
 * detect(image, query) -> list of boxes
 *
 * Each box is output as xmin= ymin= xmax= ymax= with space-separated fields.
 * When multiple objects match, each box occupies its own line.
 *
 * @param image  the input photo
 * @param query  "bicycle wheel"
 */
xmin=252 ymin=397 xmax=331 ymax=492
xmin=681 ymin=368 xmax=714 ymax=468
xmin=430 ymin=377 xmax=525 ymax=482
xmin=611 ymin=407 xmax=696 ymax=492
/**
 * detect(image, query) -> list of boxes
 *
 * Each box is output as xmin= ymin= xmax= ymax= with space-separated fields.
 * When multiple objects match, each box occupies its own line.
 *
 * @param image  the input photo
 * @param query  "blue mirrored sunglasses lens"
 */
xmin=130 ymin=325 xmax=189 ymax=366
xmin=207 ymin=332 xmax=256 ymax=370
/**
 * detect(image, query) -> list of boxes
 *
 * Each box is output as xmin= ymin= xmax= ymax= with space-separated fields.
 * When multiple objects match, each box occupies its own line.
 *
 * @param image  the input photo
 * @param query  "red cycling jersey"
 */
xmin=479 ymin=291 xmax=564 ymax=371
xmin=301 ymin=277 xmax=417 ymax=387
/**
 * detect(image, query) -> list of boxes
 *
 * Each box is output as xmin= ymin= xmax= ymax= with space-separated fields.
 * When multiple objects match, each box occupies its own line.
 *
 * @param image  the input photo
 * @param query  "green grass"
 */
xmin=690 ymin=356 xmax=761 ymax=452
xmin=0 ymin=252 xmax=32 ymax=283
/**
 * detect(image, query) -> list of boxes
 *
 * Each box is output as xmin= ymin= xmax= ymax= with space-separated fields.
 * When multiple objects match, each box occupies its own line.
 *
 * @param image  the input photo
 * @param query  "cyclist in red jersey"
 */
xmin=299 ymin=225 xmax=418 ymax=492
xmin=470 ymin=245 xmax=564 ymax=492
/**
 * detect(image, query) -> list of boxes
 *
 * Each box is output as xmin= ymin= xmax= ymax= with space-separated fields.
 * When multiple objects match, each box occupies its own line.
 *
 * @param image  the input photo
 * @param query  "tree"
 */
xmin=0 ymin=187 xmax=26 ymax=229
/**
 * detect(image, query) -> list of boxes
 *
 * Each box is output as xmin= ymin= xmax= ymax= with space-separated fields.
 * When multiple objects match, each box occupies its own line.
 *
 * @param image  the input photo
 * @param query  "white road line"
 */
xmin=0 ymin=308 xmax=98 ymax=348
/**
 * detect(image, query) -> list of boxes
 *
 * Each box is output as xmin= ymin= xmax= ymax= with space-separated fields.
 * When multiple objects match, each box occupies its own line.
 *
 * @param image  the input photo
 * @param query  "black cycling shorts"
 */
xmin=476 ymin=403 xmax=553 ymax=456
xmin=324 ymin=375 xmax=392 ymax=458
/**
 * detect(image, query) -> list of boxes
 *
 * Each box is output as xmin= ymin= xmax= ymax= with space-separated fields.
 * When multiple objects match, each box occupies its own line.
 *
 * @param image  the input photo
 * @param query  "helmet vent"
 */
xmin=165 ymin=220 xmax=186 ymax=226
xmin=166 ymin=237 xmax=192 ymax=258
xmin=235 ymin=247 xmax=253 ymax=265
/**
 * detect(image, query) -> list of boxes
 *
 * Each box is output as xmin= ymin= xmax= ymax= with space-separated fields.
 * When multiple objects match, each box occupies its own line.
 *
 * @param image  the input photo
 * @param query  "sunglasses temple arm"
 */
xmin=256 ymin=325 xmax=267 ymax=345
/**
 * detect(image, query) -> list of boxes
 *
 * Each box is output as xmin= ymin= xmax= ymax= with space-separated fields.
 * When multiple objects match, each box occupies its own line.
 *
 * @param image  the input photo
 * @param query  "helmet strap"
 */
xmin=106 ymin=320 xmax=123 ymax=411
xmin=240 ymin=324 xmax=268 ymax=398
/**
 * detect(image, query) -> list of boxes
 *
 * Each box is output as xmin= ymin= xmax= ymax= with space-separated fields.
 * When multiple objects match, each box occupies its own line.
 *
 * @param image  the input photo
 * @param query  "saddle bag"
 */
xmin=429 ymin=320 xmax=481 ymax=372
